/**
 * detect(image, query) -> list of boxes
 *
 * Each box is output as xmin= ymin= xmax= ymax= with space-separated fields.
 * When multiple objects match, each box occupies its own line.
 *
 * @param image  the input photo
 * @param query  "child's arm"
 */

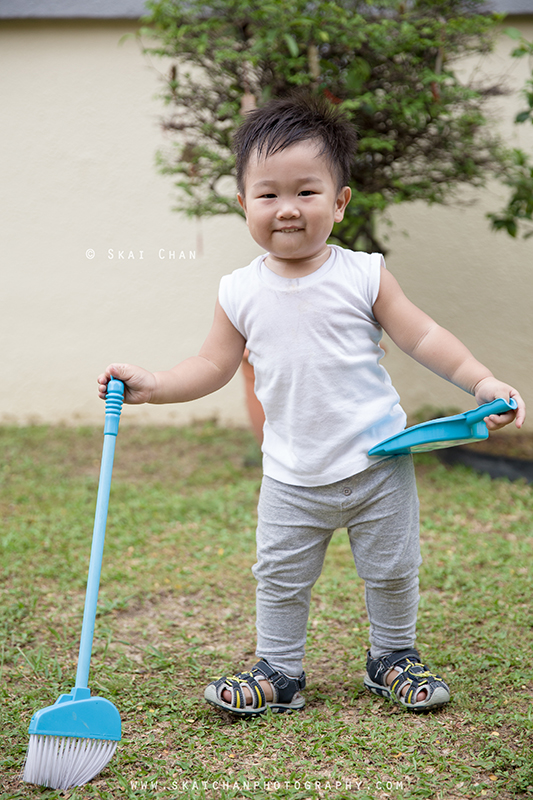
xmin=373 ymin=268 xmax=526 ymax=430
xmin=97 ymin=300 xmax=246 ymax=404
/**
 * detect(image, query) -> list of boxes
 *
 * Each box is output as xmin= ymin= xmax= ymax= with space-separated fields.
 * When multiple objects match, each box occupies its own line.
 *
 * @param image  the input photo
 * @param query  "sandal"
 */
xmin=204 ymin=658 xmax=306 ymax=717
xmin=364 ymin=648 xmax=450 ymax=711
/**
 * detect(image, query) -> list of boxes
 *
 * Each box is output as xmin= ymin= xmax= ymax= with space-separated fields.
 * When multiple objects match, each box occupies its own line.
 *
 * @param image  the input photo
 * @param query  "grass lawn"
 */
xmin=1 ymin=421 xmax=533 ymax=800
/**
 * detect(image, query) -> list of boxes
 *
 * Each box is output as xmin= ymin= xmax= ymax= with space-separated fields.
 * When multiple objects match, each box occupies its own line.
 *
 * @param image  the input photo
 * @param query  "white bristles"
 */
xmin=23 ymin=734 xmax=117 ymax=789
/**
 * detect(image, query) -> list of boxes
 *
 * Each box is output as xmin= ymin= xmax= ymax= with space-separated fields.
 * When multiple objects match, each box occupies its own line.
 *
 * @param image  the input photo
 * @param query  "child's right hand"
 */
xmin=97 ymin=363 xmax=157 ymax=404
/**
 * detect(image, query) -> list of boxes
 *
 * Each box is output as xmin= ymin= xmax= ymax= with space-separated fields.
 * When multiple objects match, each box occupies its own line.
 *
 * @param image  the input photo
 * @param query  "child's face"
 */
xmin=238 ymin=140 xmax=350 ymax=273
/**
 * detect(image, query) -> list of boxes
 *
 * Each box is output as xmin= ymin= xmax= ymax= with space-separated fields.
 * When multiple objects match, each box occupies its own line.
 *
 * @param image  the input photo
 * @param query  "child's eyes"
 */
xmin=257 ymin=190 xmax=316 ymax=199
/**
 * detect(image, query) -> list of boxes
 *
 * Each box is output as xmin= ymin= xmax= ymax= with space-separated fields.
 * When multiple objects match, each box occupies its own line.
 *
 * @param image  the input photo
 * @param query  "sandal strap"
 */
xmin=389 ymin=660 xmax=442 ymax=704
xmin=211 ymin=659 xmax=306 ymax=711
xmin=212 ymin=671 xmax=266 ymax=711
xmin=366 ymin=648 xmax=421 ymax=686
xmin=251 ymin=659 xmax=306 ymax=701
xmin=366 ymin=649 xmax=447 ymax=705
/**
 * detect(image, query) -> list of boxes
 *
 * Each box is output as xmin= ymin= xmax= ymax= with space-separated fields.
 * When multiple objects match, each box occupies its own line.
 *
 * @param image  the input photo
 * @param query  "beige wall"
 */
xmin=1 ymin=18 xmax=532 ymax=431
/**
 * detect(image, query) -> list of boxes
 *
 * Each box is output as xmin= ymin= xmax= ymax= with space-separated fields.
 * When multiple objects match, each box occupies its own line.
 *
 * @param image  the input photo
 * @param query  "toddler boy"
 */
xmin=98 ymin=95 xmax=525 ymax=714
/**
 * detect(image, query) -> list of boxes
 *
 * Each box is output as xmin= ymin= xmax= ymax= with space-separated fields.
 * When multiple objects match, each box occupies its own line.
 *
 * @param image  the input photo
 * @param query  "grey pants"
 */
xmin=253 ymin=455 xmax=421 ymax=677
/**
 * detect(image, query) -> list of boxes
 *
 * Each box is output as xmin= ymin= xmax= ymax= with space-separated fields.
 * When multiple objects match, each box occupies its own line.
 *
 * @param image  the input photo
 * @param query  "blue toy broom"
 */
xmin=22 ymin=379 xmax=125 ymax=789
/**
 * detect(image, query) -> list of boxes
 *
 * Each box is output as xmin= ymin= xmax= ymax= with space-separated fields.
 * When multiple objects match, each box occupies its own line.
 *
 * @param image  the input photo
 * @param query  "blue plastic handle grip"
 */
xmin=104 ymin=378 xmax=125 ymax=436
xmin=464 ymin=397 xmax=517 ymax=426
xmin=75 ymin=378 xmax=124 ymax=690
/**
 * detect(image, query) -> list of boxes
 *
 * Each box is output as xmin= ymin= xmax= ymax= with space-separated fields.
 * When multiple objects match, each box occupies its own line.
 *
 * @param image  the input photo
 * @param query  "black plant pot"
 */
xmin=437 ymin=447 xmax=533 ymax=484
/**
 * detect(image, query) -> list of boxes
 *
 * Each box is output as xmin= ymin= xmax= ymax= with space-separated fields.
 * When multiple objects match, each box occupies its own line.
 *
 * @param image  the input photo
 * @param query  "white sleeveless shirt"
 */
xmin=219 ymin=245 xmax=406 ymax=486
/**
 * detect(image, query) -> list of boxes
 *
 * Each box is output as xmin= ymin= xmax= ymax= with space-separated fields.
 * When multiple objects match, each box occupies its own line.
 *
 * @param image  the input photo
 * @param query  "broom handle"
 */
xmin=75 ymin=379 xmax=124 ymax=690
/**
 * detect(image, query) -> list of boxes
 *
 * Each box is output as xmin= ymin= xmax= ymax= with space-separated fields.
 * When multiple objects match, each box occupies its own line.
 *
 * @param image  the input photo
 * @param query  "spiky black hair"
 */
xmin=233 ymin=93 xmax=358 ymax=194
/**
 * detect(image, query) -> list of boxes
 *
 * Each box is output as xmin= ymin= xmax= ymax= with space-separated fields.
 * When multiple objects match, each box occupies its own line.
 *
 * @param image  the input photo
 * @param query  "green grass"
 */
xmin=1 ymin=422 xmax=533 ymax=799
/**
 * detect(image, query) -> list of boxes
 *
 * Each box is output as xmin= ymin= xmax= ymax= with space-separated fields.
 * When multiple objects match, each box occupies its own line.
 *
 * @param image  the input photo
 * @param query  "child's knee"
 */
xmin=365 ymin=570 xmax=419 ymax=594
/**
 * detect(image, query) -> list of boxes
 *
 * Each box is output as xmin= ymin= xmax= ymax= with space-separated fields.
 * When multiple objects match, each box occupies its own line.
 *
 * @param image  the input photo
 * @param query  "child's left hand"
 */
xmin=473 ymin=377 xmax=526 ymax=431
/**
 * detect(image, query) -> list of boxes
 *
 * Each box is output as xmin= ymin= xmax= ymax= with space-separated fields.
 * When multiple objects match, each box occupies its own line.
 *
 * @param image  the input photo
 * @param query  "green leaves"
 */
xmin=488 ymin=30 xmax=533 ymax=239
xmin=345 ymin=57 xmax=372 ymax=93
xmin=488 ymin=150 xmax=533 ymax=239
xmin=515 ymin=109 xmax=532 ymax=124
xmin=504 ymin=25 xmax=523 ymax=41
xmin=283 ymin=32 xmax=300 ymax=58
xmin=143 ymin=0 xmax=510 ymax=251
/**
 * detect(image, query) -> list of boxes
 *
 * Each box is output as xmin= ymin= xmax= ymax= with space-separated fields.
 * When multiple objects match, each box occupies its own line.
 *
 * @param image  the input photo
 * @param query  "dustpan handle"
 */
xmin=75 ymin=378 xmax=124 ymax=690
xmin=464 ymin=397 xmax=517 ymax=426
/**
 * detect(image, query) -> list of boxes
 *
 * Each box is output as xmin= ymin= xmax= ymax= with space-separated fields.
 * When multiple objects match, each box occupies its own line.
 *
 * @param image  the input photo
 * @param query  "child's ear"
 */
xmin=334 ymin=186 xmax=351 ymax=223
xmin=237 ymin=193 xmax=247 ymax=217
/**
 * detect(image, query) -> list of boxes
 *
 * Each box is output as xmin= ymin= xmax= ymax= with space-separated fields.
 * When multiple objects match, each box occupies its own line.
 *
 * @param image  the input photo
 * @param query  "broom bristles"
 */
xmin=23 ymin=733 xmax=117 ymax=789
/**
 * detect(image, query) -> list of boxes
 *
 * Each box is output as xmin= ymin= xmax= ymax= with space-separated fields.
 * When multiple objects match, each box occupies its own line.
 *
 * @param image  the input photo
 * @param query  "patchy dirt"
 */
xmin=1 ymin=421 xmax=262 ymax=491
xmin=107 ymin=587 xmax=258 ymax=672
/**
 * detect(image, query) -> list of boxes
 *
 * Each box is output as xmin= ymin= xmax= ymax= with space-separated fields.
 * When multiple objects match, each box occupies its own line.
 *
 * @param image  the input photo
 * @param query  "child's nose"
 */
xmin=276 ymin=200 xmax=300 ymax=219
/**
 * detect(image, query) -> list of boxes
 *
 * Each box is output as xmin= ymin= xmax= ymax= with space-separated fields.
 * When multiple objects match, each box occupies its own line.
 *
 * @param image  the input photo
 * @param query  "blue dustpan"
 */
xmin=368 ymin=398 xmax=517 ymax=457
xmin=24 ymin=379 xmax=124 ymax=789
